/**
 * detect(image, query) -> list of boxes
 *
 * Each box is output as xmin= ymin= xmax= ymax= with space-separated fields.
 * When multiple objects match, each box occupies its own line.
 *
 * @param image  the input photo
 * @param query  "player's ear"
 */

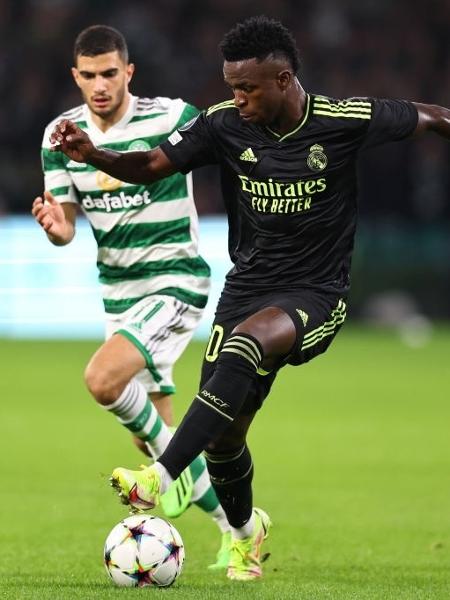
xmin=126 ymin=63 xmax=135 ymax=83
xmin=277 ymin=69 xmax=292 ymax=91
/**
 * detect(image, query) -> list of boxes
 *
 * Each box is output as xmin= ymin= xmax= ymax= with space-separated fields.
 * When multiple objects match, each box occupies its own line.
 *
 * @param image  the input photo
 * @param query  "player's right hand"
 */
xmin=50 ymin=119 xmax=95 ymax=163
xmin=32 ymin=191 xmax=70 ymax=240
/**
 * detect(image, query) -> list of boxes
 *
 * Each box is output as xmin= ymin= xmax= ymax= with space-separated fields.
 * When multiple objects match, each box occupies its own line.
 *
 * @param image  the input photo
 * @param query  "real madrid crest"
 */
xmin=307 ymin=144 xmax=327 ymax=172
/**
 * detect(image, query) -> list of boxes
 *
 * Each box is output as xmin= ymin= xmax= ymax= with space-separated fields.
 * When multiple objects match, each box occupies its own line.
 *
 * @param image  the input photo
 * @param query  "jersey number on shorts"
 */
xmin=204 ymin=324 xmax=224 ymax=363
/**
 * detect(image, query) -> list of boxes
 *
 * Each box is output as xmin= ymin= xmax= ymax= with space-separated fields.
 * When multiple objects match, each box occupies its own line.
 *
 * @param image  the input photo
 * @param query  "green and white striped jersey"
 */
xmin=41 ymin=95 xmax=210 ymax=314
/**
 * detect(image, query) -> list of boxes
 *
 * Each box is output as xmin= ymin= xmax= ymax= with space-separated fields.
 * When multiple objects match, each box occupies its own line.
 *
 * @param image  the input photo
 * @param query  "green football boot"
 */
xmin=208 ymin=531 xmax=232 ymax=570
xmin=158 ymin=425 xmax=194 ymax=518
xmin=160 ymin=467 xmax=193 ymax=518
xmin=227 ymin=508 xmax=272 ymax=581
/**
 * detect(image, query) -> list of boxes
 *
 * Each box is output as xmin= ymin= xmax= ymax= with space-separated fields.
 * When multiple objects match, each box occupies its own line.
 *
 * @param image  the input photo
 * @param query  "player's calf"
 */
xmin=205 ymin=444 xmax=254 ymax=528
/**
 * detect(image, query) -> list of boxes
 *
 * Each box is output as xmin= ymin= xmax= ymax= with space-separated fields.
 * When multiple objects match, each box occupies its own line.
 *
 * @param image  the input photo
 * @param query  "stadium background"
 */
xmin=1 ymin=0 xmax=449 ymax=338
xmin=0 ymin=2 xmax=449 ymax=598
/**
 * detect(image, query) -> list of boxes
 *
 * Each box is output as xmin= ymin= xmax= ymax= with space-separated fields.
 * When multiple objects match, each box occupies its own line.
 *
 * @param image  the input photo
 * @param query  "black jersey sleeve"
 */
xmin=363 ymin=98 xmax=418 ymax=148
xmin=160 ymin=111 xmax=218 ymax=173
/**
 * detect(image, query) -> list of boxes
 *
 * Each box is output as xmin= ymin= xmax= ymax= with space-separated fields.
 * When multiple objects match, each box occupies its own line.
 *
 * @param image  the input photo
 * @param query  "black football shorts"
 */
xmin=199 ymin=287 xmax=347 ymax=412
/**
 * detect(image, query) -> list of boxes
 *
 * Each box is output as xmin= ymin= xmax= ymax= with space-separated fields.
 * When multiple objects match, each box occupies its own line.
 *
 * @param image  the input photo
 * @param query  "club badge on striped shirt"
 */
xmin=96 ymin=170 xmax=123 ymax=191
xmin=128 ymin=139 xmax=151 ymax=152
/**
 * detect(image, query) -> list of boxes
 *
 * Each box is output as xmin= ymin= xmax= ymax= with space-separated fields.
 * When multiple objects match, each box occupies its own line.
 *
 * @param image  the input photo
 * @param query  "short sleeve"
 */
xmin=41 ymin=125 xmax=78 ymax=204
xmin=173 ymin=102 xmax=200 ymax=130
xmin=363 ymin=99 xmax=418 ymax=148
xmin=160 ymin=111 xmax=218 ymax=173
xmin=167 ymin=98 xmax=200 ymax=134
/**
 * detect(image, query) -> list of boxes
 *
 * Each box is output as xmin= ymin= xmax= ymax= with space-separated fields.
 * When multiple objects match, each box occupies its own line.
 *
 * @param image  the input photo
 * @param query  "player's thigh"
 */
xmin=202 ymin=307 xmax=296 ymax=365
xmin=86 ymin=333 xmax=146 ymax=388
xmin=201 ymin=318 xmax=278 ymax=413
xmin=232 ymin=306 xmax=297 ymax=367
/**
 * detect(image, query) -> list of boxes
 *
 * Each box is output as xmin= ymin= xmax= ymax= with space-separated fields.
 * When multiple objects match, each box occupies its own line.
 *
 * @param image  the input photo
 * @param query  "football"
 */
xmin=104 ymin=514 xmax=184 ymax=587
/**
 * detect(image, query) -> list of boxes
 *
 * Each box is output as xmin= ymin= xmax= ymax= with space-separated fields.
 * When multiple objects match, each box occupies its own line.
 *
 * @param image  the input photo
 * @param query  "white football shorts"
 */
xmin=105 ymin=294 xmax=204 ymax=394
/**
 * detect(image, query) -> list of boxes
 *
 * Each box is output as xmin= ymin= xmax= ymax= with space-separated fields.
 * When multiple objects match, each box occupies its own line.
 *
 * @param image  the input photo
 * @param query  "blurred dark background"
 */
xmin=0 ymin=0 xmax=449 ymax=317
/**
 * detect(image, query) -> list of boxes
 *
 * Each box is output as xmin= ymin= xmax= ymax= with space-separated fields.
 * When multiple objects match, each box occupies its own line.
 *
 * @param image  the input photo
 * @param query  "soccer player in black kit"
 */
xmin=51 ymin=16 xmax=450 ymax=581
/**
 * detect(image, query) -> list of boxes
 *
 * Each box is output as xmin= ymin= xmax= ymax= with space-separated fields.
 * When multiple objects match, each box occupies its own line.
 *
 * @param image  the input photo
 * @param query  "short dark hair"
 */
xmin=73 ymin=25 xmax=129 ymax=64
xmin=220 ymin=16 xmax=300 ymax=74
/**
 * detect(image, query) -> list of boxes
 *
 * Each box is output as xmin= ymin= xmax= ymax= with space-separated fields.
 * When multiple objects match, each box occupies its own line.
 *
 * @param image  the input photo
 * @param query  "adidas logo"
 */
xmin=239 ymin=147 xmax=258 ymax=163
xmin=296 ymin=309 xmax=309 ymax=327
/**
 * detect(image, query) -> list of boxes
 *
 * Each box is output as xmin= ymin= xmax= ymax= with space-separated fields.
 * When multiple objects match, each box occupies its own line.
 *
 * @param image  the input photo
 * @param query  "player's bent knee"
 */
xmin=84 ymin=364 xmax=123 ymax=406
xmin=205 ymin=410 xmax=256 ymax=454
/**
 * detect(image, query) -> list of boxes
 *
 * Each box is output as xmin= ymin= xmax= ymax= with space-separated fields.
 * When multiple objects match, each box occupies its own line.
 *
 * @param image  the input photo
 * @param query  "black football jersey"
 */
xmin=160 ymin=93 xmax=418 ymax=296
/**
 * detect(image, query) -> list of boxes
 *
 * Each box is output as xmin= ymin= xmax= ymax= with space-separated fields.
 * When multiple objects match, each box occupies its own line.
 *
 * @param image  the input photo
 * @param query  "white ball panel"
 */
xmin=138 ymin=535 xmax=169 ymax=569
xmin=104 ymin=521 xmax=129 ymax=550
xmin=141 ymin=516 xmax=173 ymax=540
xmin=109 ymin=538 xmax=138 ymax=571
xmin=108 ymin=567 xmax=137 ymax=587
xmin=121 ymin=515 xmax=149 ymax=530
xmin=151 ymin=557 xmax=181 ymax=587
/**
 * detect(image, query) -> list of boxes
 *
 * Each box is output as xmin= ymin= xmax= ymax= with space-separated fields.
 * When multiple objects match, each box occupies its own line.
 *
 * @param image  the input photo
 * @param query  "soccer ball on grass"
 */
xmin=104 ymin=514 xmax=184 ymax=587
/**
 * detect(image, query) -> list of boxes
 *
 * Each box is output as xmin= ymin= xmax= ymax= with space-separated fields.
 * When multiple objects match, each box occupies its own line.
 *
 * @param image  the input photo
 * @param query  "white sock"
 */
xmin=154 ymin=461 xmax=173 ymax=494
xmin=211 ymin=507 xmax=231 ymax=533
xmin=191 ymin=462 xmax=213 ymax=502
xmin=230 ymin=511 xmax=255 ymax=540
xmin=104 ymin=378 xmax=171 ymax=458
xmin=189 ymin=455 xmax=231 ymax=533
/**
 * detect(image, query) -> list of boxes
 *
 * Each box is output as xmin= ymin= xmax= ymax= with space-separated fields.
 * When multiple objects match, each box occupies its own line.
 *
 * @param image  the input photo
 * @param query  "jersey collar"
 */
xmin=84 ymin=93 xmax=137 ymax=138
xmin=265 ymin=93 xmax=311 ymax=142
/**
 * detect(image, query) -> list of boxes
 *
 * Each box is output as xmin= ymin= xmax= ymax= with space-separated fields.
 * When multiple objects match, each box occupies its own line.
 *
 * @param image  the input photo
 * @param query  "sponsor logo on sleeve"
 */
xmin=168 ymin=131 xmax=183 ymax=145
xmin=178 ymin=114 xmax=200 ymax=131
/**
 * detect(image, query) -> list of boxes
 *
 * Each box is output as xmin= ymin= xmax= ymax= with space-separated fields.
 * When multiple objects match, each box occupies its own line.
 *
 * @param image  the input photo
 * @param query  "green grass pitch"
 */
xmin=0 ymin=326 xmax=449 ymax=599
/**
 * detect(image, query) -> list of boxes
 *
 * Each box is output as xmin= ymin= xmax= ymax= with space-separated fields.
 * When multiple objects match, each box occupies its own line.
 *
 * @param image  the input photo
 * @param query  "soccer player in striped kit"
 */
xmin=32 ymin=24 xmax=231 ymax=569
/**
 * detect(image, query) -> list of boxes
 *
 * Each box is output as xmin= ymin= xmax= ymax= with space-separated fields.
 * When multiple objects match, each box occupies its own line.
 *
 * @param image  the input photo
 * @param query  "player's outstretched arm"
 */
xmin=32 ymin=191 xmax=77 ymax=246
xmin=50 ymin=119 xmax=177 ymax=184
xmin=413 ymin=103 xmax=450 ymax=139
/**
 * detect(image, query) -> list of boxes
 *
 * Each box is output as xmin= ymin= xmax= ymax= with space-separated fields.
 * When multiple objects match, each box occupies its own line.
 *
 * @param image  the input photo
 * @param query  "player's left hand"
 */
xmin=50 ymin=119 xmax=96 ymax=163
xmin=31 ymin=190 xmax=72 ymax=241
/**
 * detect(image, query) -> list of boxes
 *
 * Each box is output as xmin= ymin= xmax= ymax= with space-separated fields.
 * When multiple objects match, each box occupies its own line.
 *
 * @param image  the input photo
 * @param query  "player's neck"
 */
xmin=269 ymin=79 xmax=306 ymax=136
xmin=89 ymin=93 xmax=131 ymax=133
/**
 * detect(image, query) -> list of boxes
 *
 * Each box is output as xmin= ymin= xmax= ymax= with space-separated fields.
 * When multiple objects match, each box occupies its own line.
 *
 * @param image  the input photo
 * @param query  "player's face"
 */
xmin=72 ymin=51 xmax=134 ymax=120
xmin=223 ymin=58 xmax=291 ymax=126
